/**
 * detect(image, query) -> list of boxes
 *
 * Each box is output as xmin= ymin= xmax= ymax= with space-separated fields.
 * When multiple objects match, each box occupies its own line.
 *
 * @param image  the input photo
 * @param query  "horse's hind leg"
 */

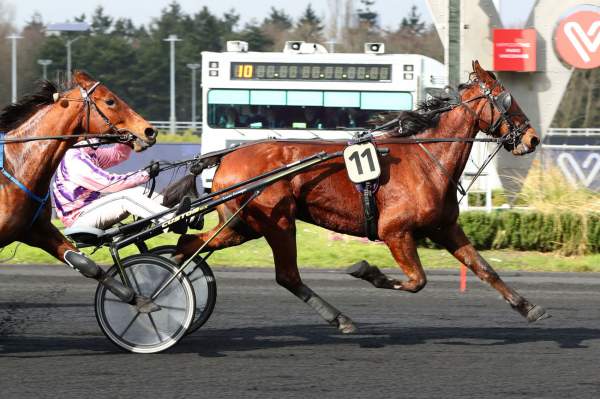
xmin=429 ymin=222 xmax=549 ymax=322
xmin=264 ymin=227 xmax=357 ymax=334
xmin=176 ymin=225 xmax=253 ymax=258
xmin=348 ymin=230 xmax=427 ymax=293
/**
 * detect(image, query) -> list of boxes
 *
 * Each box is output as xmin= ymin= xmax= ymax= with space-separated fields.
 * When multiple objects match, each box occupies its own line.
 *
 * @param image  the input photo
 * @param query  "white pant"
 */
xmin=72 ymin=187 xmax=171 ymax=230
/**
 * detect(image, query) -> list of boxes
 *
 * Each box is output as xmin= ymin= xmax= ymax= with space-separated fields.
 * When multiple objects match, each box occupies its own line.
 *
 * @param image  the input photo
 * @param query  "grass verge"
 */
xmin=1 ymin=214 xmax=598 ymax=272
xmin=156 ymin=130 xmax=201 ymax=143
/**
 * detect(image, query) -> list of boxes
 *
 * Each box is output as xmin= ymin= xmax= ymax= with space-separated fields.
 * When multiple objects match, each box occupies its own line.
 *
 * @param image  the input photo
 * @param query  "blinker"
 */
xmin=496 ymin=92 xmax=512 ymax=112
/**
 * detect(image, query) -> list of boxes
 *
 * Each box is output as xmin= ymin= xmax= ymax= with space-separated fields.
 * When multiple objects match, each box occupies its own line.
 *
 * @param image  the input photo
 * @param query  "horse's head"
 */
xmin=469 ymin=61 xmax=539 ymax=155
xmin=71 ymin=71 xmax=157 ymax=151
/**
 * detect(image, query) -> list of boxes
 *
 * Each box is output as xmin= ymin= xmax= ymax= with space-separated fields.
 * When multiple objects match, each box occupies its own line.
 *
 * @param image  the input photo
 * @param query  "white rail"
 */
xmin=545 ymin=128 xmax=600 ymax=136
xmin=150 ymin=121 xmax=202 ymax=132
xmin=542 ymin=144 xmax=600 ymax=150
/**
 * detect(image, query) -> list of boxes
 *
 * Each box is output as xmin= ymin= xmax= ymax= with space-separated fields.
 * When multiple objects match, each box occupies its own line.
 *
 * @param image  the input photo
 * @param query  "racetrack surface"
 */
xmin=1 ymin=265 xmax=600 ymax=399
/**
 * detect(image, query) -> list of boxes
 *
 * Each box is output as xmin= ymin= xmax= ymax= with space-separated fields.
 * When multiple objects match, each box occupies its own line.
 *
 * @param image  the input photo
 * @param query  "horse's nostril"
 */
xmin=145 ymin=128 xmax=157 ymax=140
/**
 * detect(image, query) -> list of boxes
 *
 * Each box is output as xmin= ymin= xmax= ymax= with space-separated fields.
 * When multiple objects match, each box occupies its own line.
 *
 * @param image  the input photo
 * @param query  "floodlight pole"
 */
xmin=7 ymin=34 xmax=22 ymax=103
xmin=186 ymin=63 xmax=201 ymax=130
xmin=46 ymin=23 xmax=90 ymax=83
xmin=66 ymin=37 xmax=82 ymax=82
xmin=38 ymin=59 xmax=53 ymax=80
xmin=164 ymin=35 xmax=182 ymax=134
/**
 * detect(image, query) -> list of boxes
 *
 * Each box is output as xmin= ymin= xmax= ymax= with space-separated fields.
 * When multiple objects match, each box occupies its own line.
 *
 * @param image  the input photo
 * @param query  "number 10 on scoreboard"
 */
xmin=235 ymin=64 xmax=254 ymax=79
xmin=343 ymin=142 xmax=381 ymax=184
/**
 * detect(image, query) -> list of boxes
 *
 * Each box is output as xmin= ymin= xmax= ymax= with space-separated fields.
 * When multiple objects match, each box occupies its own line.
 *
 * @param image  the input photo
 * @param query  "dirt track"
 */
xmin=1 ymin=265 xmax=600 ymax=398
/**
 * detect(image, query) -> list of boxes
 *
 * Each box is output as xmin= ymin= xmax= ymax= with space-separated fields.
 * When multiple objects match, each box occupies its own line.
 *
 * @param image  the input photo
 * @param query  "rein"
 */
xmin=0 ymin=133 xmax=131 ymax=145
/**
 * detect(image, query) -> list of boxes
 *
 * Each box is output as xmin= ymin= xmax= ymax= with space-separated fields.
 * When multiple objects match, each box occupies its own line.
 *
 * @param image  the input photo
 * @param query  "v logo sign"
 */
xmin=564 ymin=21 xmax=600 ymax=63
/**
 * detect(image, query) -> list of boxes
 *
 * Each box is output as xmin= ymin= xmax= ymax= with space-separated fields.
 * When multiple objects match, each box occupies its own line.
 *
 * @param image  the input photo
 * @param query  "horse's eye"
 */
xmin=105 ymin=99 xmax=115 ymax=106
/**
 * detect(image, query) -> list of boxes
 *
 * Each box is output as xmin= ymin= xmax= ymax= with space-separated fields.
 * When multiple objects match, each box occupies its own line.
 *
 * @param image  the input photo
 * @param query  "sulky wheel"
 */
xmin=95 ymin=254 xmax=195 ymax=354
xmin=149 ymin=245 xmax=217 ymax=335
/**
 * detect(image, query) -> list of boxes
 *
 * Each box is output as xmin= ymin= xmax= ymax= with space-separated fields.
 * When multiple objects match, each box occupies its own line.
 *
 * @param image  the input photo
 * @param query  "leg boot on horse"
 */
xmin=428 ymin=223 xmax=549 ymax=322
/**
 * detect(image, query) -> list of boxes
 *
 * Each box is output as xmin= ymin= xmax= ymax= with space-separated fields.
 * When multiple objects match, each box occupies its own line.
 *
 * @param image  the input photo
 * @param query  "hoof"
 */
xmin=526 ymin=305 xmax=551 ymax=323
xmin=334 ymin=314 xmax=358 ymax=334
xmin=134 ymin=295 xmax=162 ymax=314
xmin=347 ymin=260 xmax=372 ymax=279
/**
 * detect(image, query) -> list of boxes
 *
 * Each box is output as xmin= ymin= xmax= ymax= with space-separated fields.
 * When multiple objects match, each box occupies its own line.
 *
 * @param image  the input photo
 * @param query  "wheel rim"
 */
xmin=96 ymin=256 xmax=194 ymax=353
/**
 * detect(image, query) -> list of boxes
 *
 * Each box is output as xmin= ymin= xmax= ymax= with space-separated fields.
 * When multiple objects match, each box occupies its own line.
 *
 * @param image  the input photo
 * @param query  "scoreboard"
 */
xmin=231 ymin=62 xmax=392 ymax=82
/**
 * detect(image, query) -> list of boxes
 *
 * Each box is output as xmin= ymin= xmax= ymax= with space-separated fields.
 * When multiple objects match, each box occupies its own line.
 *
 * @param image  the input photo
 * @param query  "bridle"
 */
xmin=368 ymin=76 xmax=533 ymax=198
xmin=73 ymin=81 xmax=136 ymax=146
xmin=462 ymin=78 xmax=532 ymax=151
xmin=0 ymin=81 xmax=135 ymax=146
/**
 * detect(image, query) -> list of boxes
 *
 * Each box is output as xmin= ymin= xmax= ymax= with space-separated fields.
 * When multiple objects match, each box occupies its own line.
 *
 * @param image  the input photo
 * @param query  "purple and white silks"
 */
xmin=52 ymin=143 xmax=149 ymax=227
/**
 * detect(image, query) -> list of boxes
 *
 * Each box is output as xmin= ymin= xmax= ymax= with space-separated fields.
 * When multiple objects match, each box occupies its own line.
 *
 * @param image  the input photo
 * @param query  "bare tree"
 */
xmin=293 ymin=4 xmax=325 ymax=43
xmin=0 ymin=0 xmax=16 ymax=107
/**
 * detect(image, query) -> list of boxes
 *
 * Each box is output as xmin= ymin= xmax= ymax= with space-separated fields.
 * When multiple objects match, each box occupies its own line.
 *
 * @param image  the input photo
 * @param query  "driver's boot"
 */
xmin=64 ymin=250 xmax=160 ymax=313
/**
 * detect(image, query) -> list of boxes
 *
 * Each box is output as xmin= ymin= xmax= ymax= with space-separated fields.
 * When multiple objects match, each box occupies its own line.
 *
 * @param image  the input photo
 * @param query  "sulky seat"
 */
xmin=64 ymin=226 xmax=111 ymax=247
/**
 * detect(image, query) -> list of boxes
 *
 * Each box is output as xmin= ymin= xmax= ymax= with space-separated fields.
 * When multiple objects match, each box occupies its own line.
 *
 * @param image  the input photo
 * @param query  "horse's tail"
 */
xmin=161 ymin=175 xmax=199 ymax=207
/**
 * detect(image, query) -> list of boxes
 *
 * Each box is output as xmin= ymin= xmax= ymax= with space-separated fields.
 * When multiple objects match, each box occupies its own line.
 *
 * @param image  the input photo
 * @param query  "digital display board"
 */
xmin=231 ymin=62 xmax=392 ymax=81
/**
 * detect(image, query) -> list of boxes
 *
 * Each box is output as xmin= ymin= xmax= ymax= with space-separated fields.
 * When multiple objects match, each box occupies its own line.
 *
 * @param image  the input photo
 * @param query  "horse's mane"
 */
xmin=373 ymin=76 xmax=476 ymax=137
xmin=0 ymin=79 xmax=75 ymax=132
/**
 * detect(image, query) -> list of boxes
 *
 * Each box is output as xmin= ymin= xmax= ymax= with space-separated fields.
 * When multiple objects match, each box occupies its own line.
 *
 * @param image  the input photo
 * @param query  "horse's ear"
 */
xmin=472 ymin=60 xmax=494 ymax=83
xmin=72 ymin=70 xmax=95 ymax=87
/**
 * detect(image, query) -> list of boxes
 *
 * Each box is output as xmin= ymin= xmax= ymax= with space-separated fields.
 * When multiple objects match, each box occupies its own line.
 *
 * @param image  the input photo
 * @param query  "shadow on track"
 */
xmin=1 ymin=324 xmax=599 ymax=358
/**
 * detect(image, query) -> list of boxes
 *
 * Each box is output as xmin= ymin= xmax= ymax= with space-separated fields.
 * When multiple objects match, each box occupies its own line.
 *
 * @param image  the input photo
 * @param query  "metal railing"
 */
xmin=150 ymin=121 xmax=202 ymax=132
xmin=543 ymin=128 xmax=600 ymax=150
xmin=545 ymin=128 xmax=600 ymax=136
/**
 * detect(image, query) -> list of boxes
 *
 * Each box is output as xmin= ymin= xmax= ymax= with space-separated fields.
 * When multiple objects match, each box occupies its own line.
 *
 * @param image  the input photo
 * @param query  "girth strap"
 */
xmin=348 ymin=132 xmax=380 ymax=241
xmin=0 ymin=132 xmax=50 ymax=226
xmin=361 ymin=181 xmax=379 ymax=241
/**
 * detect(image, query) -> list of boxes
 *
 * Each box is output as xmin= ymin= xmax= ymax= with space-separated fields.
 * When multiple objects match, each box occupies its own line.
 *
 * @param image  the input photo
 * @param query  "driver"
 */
xmin=52 ymin=140 xmax=187 ymax=233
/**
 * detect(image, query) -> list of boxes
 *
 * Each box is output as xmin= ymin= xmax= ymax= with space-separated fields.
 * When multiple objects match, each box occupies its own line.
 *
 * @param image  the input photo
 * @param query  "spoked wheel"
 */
xmin=95 ymin=254 xmax=195 ymax=354
xmin=149 ymin=245 xmax=217 ymax=335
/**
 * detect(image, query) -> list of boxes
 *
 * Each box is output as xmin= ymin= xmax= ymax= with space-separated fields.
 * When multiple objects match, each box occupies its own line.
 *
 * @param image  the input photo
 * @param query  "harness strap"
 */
xmin=416 ymin=139 xmax=467 ymax=196
xmin=362 ymin=181 xmax=379 ymax=241
xmin=0 ymin=132 xmax=50 ymax=226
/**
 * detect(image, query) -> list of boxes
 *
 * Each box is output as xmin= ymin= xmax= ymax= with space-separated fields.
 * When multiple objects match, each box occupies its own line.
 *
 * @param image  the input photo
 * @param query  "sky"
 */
xmin=7 ymin=0 xmax=433 ymax=31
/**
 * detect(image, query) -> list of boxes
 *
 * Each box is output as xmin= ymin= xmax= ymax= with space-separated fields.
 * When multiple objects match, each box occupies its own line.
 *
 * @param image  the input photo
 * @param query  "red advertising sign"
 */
xmin=493 ymin=29 xmax=537 ymax=71
xmin=554 ymin=8 xmax=600 ymax=69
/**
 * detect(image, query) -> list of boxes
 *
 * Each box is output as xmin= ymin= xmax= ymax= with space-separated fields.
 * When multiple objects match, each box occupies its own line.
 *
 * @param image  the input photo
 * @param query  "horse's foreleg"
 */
xmin=348 ymin=230 xmax=427 ymax=293
xmin=265 ymin=228 xmax=357 ymax=334
xmin=429 ymin=222 xmax=549 ymax=322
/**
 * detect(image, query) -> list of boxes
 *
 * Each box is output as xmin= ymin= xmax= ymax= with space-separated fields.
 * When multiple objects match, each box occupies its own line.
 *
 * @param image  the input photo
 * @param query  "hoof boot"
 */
xmin=526 ymin=305 xmax=551 ymax=323
xmin=334 ymin=314 xmax=358 ymax=334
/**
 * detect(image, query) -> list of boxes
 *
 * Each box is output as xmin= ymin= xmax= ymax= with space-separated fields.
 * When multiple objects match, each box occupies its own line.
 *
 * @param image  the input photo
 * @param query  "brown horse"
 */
xmin=175 ymin=61 xmax=546 ymax=332
xmin=0 ymin=71 xmax=157 ymax=306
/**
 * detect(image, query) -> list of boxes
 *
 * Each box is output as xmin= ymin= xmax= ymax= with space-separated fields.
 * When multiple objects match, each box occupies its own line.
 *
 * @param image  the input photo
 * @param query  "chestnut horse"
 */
xmin=175 ymin=61 xmax=547 ymax=332
xmin=0 ymin=71 xmax=157 ymax=306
